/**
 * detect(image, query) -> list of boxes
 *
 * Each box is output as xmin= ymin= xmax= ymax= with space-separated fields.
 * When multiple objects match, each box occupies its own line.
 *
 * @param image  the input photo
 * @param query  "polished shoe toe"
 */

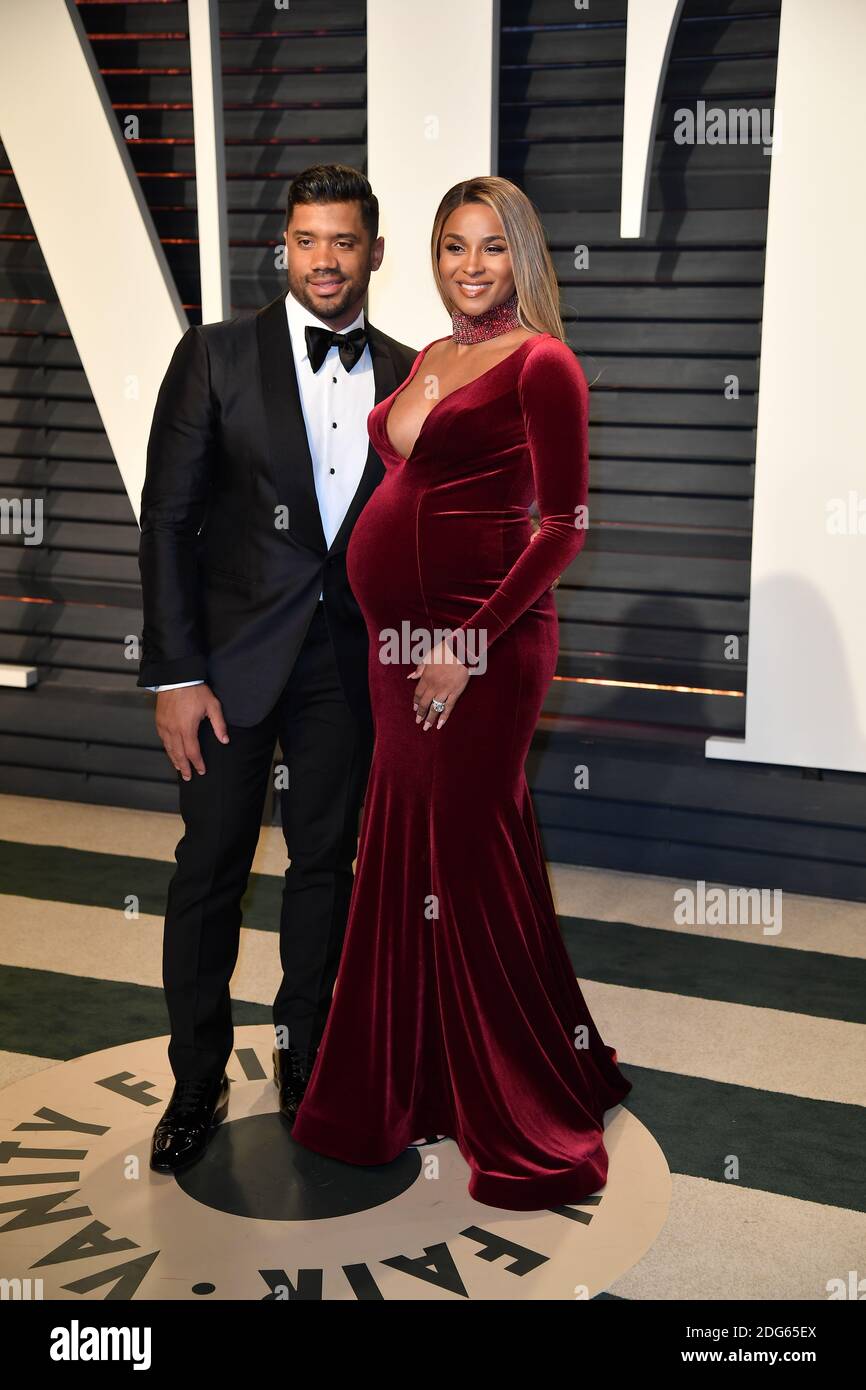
xmin=150 ymin=1072 xmax=230 ymax=1174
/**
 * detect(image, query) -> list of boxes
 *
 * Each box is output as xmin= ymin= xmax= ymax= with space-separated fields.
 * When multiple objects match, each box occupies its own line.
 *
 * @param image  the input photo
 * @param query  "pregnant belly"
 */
xmin=347 ymin=473 xmax=533 ymax=633
xmin=347 ymin=473 xmax=425 ymax=625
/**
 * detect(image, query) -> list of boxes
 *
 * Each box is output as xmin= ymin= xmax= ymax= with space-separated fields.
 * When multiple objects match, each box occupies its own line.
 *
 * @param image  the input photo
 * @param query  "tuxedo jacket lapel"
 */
xmin=256 ymin=291 xmax=401 ymax=557
xmin=257 ymin=292 xmax=326 ymax=554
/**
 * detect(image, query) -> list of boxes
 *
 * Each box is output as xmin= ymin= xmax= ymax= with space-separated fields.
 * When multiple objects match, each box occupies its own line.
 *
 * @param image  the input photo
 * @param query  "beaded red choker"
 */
xmin=451 ymin=290 xmax=521 ymax=345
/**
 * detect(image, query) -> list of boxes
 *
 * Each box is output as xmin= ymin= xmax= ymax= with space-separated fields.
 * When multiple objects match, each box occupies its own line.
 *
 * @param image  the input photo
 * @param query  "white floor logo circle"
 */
xmin=0 ymin=1025 xmax=669 ymax=1300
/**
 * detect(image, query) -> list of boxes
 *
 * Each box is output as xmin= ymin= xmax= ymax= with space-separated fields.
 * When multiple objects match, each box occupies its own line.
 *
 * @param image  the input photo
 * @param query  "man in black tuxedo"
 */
xmin=138 ymin=164 xmax=417 ymax=1172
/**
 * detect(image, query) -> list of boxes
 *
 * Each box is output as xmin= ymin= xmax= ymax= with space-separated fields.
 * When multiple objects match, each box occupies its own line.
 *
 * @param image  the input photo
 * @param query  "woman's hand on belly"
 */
xmin=408 ymin=638 xmax=471 ymax=731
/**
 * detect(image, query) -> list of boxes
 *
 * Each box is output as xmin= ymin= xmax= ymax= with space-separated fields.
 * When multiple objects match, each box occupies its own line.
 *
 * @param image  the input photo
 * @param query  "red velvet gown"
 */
xmin=291 ymin=331 xmax=632 ymax=1210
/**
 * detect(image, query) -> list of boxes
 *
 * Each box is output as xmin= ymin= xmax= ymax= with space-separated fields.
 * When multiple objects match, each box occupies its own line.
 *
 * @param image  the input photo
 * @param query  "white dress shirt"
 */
xmin=149 ymin=291 xmax=375 ymax=692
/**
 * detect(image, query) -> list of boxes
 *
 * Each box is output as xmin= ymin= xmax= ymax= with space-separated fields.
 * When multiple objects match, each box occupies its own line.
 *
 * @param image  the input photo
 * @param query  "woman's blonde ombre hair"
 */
xmin=430 ymin=176 xmax=565 ymax=342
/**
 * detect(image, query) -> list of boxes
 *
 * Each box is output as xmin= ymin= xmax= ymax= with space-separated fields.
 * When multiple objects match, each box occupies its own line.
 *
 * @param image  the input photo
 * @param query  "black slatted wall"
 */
xmin=0 ymin=0 xmax=366 ymax=811
xmin=512 ymin=0 xmax=866 ymax=898
xmin=1 ymin=0 xmax=865 ymax=898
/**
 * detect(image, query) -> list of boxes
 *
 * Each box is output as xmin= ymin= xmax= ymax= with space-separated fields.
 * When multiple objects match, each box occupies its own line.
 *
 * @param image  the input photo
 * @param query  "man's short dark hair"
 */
xmin=285 ymin=164 xmax=379 ymax=242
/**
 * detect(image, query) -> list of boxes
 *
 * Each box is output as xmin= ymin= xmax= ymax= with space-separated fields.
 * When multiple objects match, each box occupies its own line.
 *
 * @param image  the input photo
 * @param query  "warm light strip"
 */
xmin=553 ymin=674 xmax=743 ymax=697
xmin=0 ymin=594 xmax=110 ymax=608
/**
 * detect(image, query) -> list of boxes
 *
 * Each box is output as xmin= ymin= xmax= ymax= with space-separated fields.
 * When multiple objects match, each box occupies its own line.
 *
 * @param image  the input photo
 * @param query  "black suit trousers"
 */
xmin=162 ymin=602 xmax=374 ymax=1081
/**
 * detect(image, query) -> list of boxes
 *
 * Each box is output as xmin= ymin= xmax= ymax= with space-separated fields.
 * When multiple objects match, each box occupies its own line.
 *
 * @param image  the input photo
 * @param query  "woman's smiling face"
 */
xmin=438 ymin=202 xmax=516 ymax=315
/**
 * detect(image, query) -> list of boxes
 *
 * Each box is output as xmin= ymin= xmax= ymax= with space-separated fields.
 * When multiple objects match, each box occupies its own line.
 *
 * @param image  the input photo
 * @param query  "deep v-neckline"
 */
xmin=383 ymin=333 xmax=543 ymax=463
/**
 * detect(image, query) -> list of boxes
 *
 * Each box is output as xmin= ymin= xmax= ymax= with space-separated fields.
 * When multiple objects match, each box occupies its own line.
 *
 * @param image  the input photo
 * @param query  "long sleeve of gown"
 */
xmin=449 ymin=335 xmax=589 ymax=658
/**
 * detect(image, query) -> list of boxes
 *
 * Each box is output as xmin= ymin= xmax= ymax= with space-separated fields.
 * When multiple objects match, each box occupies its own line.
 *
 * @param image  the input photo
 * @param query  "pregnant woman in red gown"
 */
xmin=292 ymin=176 xmax=631 ymax=1210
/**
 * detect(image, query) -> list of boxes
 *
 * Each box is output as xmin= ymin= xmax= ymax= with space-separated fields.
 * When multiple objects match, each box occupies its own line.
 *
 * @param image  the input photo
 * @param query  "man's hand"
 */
xmin=155 ymin=684 xmax=229 ymax=780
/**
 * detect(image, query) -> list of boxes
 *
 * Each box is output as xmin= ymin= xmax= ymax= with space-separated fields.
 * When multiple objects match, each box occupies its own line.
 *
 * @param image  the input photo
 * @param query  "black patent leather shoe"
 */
xmin=149 ymin=1072 xmax=230 ymax=1174
xmin=273 ymin=1045 xmax=316 ymax=1125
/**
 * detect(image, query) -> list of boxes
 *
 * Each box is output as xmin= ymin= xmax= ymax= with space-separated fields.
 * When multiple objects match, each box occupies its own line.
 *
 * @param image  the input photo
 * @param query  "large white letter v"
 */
xmin=0 ymin=0 xmax=187 ymax=522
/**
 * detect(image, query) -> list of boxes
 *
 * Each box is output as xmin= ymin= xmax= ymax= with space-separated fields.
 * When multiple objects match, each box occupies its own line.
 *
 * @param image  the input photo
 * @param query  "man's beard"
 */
xmin=290 ymin=274 xmax=364 ymax=320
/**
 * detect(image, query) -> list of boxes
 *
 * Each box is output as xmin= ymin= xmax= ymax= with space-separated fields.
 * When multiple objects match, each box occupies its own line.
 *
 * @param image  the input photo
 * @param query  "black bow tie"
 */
xmin=305 ymin=324 xmax=368 ymax=374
